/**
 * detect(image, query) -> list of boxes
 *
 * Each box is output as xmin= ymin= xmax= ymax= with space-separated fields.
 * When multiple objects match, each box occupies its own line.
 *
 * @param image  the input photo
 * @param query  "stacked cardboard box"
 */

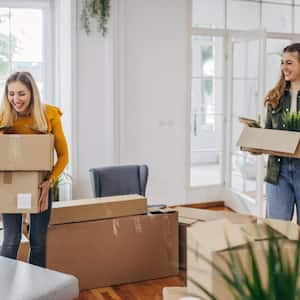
xmin=46 ymin=195 xmax=179 ymax=291
xmin=0 ymin=135 xmax=54 ymax=213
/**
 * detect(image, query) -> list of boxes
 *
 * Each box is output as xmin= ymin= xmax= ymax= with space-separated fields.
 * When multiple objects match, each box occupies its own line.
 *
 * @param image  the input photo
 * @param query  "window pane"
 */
xmin=10 ymin=9 xmax=42 ymax=62
xmin=0 ymin=8 xmax=45 ymax=102
xmin=227 ymin=0 xmax=259 ymax=30
xmin=294 ymin=7 xmax=300 ymax=33
xmin=192 ymin=36 xmax=223 ymax=78
xmin=233 ymin=40 xmax=259 ymax=79
xmin=266 ymin=39 xmax=291 ymax=92
xmin=191 ymin=150 xmax=222 ymax=186
xmin=232 ymin=79 xmax=258 ymax=119
xmin=262 ymin=4 xmax=292 ymax=33
xmin=192 ymin=0 xmax=225 ymax=29
xmin=0 ymin=8 xmax=10 ymax=80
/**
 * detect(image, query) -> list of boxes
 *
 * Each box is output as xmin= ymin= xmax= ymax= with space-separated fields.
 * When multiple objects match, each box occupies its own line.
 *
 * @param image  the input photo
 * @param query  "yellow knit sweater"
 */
xmin=2 ymin=104 xmax=69 ymax=182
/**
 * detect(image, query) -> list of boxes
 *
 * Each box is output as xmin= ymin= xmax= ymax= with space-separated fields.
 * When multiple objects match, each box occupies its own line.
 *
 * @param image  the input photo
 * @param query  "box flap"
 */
xmin=188 ymin=219 xmax=247 ymax=251
xmin=264 ymin=219 xmax=300 ymax=241
xmin=237 ymin=127 xmax=300 ymax=153
xmin=174 ymin=206 xmax=222 ymax=222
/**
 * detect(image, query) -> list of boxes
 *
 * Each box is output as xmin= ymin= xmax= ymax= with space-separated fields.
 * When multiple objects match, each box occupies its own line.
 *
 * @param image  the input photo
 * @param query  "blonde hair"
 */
xmin=0 ymin=71 xmax=48 ymax=132
xmin=264 ymin=43 xmax=300 ymax=108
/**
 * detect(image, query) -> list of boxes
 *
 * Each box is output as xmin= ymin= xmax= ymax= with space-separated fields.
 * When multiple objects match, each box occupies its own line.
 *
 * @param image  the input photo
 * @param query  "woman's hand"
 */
xmin=39 ymin=179 xmax=52 ymax=212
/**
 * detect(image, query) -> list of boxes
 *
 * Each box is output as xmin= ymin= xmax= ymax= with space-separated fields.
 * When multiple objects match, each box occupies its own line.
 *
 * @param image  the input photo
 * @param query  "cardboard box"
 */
xmin=47 ymin=211 xmax=179 ymax=290
xmin=187 ymin=218 xmax=299 ymax=299
xmin=0 ymin=171 xmax=46 ymax=213
xmin=237 ymin=126 xmax=300 ymax=158
xmin=174 ymin=207 xmax=256 ymax=272
xmin=49 ymin=194 xmax=147 ymax=225
xmin=0 ymin=230 xmax=29 ymax=262
xmin=163 ymin=287 xmax=199 ymax=300
xmin=0 ymin=134 xmax=54 ymax=170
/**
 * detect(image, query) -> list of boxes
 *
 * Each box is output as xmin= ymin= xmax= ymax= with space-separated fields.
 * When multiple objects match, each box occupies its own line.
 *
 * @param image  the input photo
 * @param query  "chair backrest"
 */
xmin=89 ymin=165 xmax=148 ymax=197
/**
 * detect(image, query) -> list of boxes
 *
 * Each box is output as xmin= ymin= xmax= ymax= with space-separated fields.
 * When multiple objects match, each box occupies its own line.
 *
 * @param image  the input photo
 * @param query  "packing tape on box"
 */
xmin=9 ymin=135 xmax=21 ymax=167
xmin=133 ymin=216 xmax=142 ymax=233
xmin=3 ymin=172 xmax=12 ymax=184
xmin=112 ymin=219 xmax=120 ymax=237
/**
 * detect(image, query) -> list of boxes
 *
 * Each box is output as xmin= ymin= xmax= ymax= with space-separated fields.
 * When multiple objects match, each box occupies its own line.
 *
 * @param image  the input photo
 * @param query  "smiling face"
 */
xmin=7 ymin=80 xmax=32 ymax=114
xmin=281 ymin=51 xmax=300 ymax=83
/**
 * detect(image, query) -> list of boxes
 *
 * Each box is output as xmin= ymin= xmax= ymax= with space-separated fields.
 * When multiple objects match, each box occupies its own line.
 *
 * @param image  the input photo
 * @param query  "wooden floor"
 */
xmin=78 ymin=276 xmax=185 ymax=300
xmin=77 ymin=202 xmax=229 ymax=300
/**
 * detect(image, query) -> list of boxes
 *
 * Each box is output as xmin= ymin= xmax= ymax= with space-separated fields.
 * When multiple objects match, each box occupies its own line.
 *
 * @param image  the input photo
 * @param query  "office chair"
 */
xmin=89 ymin=164 xmax=148 ymax=197
xmin=89 ymin=164 xmax=166 ymax=209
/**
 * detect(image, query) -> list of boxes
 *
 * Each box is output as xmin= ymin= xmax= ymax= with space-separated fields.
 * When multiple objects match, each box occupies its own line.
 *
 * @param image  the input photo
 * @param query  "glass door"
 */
xmin=226 ymin=31 xmax=266 ymax=217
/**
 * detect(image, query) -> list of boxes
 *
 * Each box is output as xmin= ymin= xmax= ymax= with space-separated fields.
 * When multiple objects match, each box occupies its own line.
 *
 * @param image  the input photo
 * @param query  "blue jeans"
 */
xmin=0 ymin=192 xmax=52 ymax=267
xmin=266 ymin=157 xmax=300 ymax=224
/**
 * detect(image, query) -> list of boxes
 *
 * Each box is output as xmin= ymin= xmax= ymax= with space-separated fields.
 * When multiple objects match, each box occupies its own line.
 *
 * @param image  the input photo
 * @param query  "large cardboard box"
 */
xmin=174 ymin=207 xmax=256 ymax=272
xmin=187 ymin=218 xmax=299 ymax=299
xmin=163 ymin=287 xmax=199 ymax=300
xmin=0 ymin=171 xmax=46 ymax=213
xmin=47 ymin=211 xmax=179 ymax=290
xmin=49 ymin=194 xmax=147 ymax=225
xmin=237 ymin=126 xmax=300 ymax=158
xmin=0 ymin=134 xmax=54 ymax=170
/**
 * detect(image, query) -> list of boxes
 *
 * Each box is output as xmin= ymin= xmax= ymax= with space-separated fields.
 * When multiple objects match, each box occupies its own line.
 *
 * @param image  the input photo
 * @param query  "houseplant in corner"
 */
xmin=80 ymin=0 xmax=110 ymax=37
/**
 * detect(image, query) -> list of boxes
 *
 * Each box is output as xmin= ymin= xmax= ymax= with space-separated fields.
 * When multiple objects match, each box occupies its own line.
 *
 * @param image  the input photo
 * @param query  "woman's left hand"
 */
xmin=39 ymin=179 xmax=52 ymax=212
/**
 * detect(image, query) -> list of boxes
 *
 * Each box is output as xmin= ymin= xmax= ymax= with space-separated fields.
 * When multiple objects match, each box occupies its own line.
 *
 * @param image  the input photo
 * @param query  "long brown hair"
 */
xmin=0 ymin=71 xmax=48 ymax=132
xmin=264 ymin=43 xmax=300 ymax=108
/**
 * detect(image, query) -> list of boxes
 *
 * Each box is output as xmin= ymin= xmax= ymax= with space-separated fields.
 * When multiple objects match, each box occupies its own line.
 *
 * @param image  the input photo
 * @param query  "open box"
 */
xmin=237 ymin=126 xmax=300 ymax=158
xmin=187 ymin=218 xmax=300 ymax=299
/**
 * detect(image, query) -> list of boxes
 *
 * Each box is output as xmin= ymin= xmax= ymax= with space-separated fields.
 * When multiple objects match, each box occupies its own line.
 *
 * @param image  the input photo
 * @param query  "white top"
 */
xmin=291 ymin=90 xmax=298 ymax=112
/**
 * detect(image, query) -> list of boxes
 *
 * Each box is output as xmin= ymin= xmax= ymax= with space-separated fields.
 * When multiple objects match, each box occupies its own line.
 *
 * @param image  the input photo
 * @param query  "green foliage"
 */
xmin=189 ymin=227 xmax=300 ymax=300
xmin=51 ymin=172 xmax=72 ymax=202
xmin=282 ymin=112 xmax=300 ymax=131
xmin=80 ymin=0 xmax=110 ymax=37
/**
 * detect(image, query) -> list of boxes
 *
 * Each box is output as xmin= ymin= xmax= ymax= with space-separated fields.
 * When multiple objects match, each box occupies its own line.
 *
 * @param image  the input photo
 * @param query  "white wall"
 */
xmin=73 ymin=0 xmax=114 ymax=198
xmin=73 ymin=0 xmax=188 ymax=205
xmin=118 ymin=0 xmax=188 ymax=205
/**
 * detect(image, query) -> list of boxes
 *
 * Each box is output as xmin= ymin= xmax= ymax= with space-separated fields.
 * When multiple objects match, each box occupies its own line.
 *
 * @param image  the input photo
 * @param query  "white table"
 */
xmin=0 ymin=256 xmax=79 ymax=300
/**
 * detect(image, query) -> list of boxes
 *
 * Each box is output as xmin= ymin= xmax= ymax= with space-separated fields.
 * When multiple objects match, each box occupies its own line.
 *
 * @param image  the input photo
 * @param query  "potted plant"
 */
xmin=51 ymin=172 xmax=72 ymax=202
xmin=188 ymin=227 xmax=300 ymax=300
xmin=80 ymin=0 xmax=111 ymax=37
xmin=282 ymin=111 xmax=300 ymax=131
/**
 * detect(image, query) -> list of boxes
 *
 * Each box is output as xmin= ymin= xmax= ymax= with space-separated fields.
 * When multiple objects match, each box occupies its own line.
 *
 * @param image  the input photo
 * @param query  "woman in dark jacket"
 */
xmin=264 ymin=43 xmax=300 ymax=224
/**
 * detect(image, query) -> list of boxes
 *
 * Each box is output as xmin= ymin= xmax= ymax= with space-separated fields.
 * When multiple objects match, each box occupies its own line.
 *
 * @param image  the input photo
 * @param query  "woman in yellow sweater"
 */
xmin=0 ymin=71 xmax=68 ymax=267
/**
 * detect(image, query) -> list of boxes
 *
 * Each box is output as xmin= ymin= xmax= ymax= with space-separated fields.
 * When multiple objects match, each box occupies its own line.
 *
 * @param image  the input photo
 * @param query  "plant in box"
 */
xmin=282 ymin=112 xmax=300 ymax=131
xmin=188 ymin=226 xmax=300 ymax=300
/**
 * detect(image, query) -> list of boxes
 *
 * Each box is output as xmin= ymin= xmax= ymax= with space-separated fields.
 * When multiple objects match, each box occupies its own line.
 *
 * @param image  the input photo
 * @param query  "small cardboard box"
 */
xmin=174 ymin=207 xmax=256 ymax=272
xmin=237 ymin=126 xmax=300 ymax=158
xmin=163 ymin=287 xmax=199 ymax=300
xmin=49 ymin=194 xmax=147 ymax=225
xmin=47 ymin=211 xmax=179 ymax=290
xmin=187 ymin=218 xmax=300 ymax=299
xmin=0 ymin=134 xmax=54 ymax=170
xmin=0 ymin=171 xmax=46 ymax=213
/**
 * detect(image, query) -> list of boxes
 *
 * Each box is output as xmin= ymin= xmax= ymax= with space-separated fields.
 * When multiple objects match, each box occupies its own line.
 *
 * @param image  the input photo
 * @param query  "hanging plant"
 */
xmin=80 ymin=0 xmax=111 ymax=37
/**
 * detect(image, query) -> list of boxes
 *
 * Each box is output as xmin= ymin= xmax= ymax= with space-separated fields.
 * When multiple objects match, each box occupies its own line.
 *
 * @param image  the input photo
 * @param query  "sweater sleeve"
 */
xmin=47 ymin=106 xmax=69 ymax=182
